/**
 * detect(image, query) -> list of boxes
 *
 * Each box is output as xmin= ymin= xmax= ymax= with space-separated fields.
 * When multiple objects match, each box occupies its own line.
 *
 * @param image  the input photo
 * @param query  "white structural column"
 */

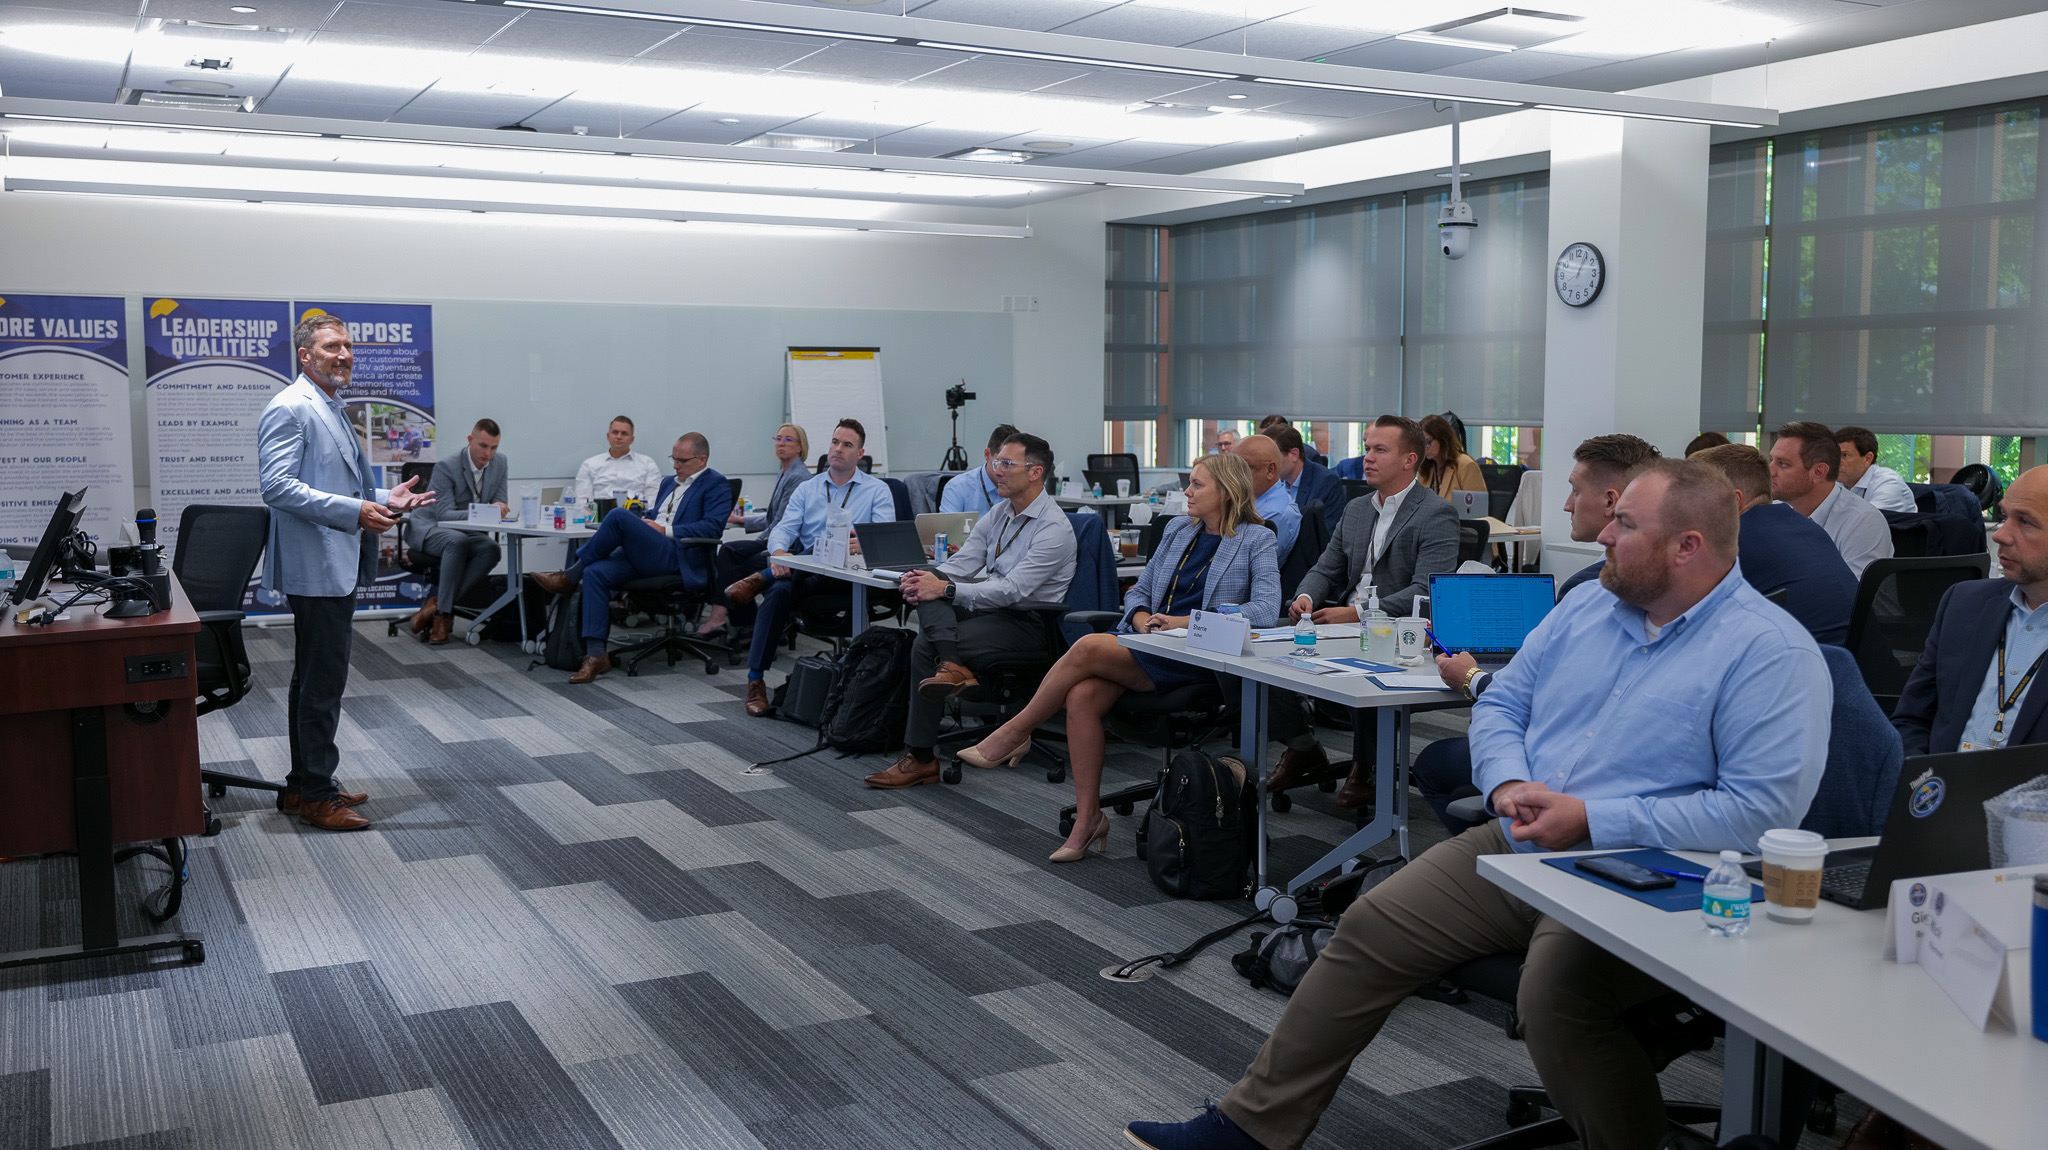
xmin=1538 ymin=110 xmax=1711 ymax=572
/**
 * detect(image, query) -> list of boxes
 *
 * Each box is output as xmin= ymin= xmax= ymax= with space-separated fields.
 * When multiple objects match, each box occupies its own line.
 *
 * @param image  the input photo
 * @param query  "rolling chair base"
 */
xmin=1444 ymin=1092 xmax=1720 ymax=1150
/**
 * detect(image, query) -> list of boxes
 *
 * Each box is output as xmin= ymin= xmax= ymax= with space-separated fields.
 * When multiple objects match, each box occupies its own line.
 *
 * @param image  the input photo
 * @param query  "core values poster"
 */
xmin=143 ymin=297 xmax=293 ymax=562
xmin=0 ymin=293 xmax=135 ymax=550
xmin=295 ymin=301 xmax=435 ymax=610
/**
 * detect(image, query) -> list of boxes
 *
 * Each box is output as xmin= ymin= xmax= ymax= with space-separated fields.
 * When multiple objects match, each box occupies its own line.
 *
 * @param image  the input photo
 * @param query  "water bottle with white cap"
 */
xmin=1702 ymin=850 xmax=1752 ymax=937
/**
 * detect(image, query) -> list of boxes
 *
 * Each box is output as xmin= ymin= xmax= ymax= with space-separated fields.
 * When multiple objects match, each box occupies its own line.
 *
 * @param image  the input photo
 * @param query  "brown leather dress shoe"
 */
xmin=277 ymin=788 xmax=368 ymax=812
xmin=1333 ymin=759 xmax=1375 ymax=809
xmin=864 ymin=752 xmax=940 ymax=789
xmin=428 ymin=613 xmax=453 ymax=645
xmin=745 ymin=679 xmax=771 ymax=716
xmin=1838 ymin=1110 xmax=1906 ymax=1150
xmin=917 ymin=660 xmax=980 ymax=701
xmin=726 ymin=571 xmax=769 ymax=605
xmin=407 ymin=595 xmax=438 ymax=634
xmin=1266 ymin=741 xmax=1329 ymax=794
xmin=299 ymin=798 xmax=370 ymax=831
xmin=531 ymin=570 xmax=574 ymax=596
xmin=568 ymin=653 xmax=612 ymax=684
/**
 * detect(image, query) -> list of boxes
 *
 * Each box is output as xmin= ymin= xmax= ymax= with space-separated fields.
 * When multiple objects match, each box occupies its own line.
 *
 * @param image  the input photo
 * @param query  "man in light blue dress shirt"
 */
xmin=1232 ymin=433 xmax=1300 ymax=557
xmin=1128 ymin=459 xmax=1831 ymax=1150
xmin=938 ymin=423 xmax=1017 ymax=515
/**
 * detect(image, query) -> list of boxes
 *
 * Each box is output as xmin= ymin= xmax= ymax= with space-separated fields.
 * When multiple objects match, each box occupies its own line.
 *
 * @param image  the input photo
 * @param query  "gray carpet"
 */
xmin=0 ymin=619 xmax=1843 ymax=1149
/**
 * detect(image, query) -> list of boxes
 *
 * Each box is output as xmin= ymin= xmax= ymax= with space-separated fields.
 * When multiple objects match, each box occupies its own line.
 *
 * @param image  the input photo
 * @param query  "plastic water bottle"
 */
xmin=1701 ymin=850 xmax=1752 ymax=937
xmin=1293 ymin=612 xmax=1317 ymax=650
xmin=1092 ymin=480 xmax=1103 ymax=498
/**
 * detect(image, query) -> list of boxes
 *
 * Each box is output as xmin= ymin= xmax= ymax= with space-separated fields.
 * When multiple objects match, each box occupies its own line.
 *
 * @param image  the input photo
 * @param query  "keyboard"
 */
xmin=1820 ymin=861 xmax=1871 ymax=899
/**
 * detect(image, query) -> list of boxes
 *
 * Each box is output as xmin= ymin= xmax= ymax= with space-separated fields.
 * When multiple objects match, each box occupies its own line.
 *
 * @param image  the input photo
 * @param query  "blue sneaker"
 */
xmin=1125 ymin=1101 xmax=1268 ymax=1150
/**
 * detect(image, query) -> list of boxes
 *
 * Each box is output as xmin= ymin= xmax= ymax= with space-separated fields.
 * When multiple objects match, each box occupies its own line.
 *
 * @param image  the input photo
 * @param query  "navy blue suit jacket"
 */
xmin=1290 ymin=460 xmax=1348 ymax=536
xmin=1736 ymin=502 xmax=1857 ymax=646
xmin=1892 ymin=577 xmax=2039 ymax=757
xmin=651 ymin=468 xmax=736 ymax=589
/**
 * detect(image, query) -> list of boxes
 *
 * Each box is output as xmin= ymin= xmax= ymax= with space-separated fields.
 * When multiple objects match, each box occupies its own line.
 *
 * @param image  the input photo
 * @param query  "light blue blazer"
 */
xmin=1118 ymin=515 xmax=1282 ymax=631
xmin=258 ymin=376 xmax=388 ymax=598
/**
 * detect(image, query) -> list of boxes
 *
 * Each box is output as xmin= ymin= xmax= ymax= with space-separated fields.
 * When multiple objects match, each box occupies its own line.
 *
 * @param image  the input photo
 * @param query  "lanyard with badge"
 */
xmin=988 ymin=512 xmax=1031 ymax=567
xmin=1985 ymin=626 xmax=2048 ymax=747
xmin=1162 ymin=527 xmax=1215 ymax=610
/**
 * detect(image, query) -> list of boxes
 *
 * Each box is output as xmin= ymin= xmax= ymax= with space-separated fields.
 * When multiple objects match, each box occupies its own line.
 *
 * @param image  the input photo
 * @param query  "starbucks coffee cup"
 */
xmin=1757 ymin=828 xmax=1829 ymax=923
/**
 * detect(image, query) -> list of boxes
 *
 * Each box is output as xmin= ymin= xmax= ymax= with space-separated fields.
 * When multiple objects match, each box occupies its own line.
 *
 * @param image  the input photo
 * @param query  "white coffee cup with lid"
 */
xmin=1756 ymin=828 xmax=1829 ymax=923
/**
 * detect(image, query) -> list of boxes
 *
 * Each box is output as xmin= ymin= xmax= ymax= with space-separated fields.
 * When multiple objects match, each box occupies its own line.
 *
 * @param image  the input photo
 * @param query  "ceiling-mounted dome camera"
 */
xmin=1438 ymin=199 xmax=1476 ymax=260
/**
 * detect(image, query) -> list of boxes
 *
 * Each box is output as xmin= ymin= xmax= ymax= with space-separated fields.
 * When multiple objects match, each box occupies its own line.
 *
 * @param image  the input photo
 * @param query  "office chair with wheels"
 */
xmin=1479 ymin=461 xmax=1526 ymax=522
xmin=1845 ymin=554 xmax=1990 ymax=709
xmin=174 ymin=503 xmax=282 ymax=827
xmin=1086 ymin=452 xmax=1141 ymax=495
xmin=1457 ymin=519 xmax=1493 ymax=567
xmin=813 ymin=454 xmax=875 ymax=473
xmin=1339 ymin=478 xmax=1373 ymax=502
xmin=608 ymin=537 xmax=733 ymax=677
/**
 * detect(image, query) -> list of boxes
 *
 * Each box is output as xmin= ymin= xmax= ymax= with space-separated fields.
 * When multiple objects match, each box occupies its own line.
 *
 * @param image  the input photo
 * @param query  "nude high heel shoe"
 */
xmin=957 ymin=737 xmax=1029 ymax=770
xmin=1049 ymin=814 xmax=1109 ymax=863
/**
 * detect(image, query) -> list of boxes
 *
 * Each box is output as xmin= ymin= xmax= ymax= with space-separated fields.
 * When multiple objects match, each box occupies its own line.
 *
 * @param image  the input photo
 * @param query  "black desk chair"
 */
xmin=610 ymin=538 xmax=733 ymax=677
xmin=1277 ymin=500 xmax=1330 ymax=604
xmin=1845 ymin=554 xmax=1989 ymax=710
xmin=813 ymin=454 xmax=874 ymax=473
xmin=1457 ymin=519 xmax=1492 ymax=567
xmin=1340 ymin=478 xmax=1373 ymax=503
xmin=1087 ymin=452 xmax=1141 ymax=496
xmin=175 ymin=504 xmax=282 ymax=829
xmin=1479 ymin=461 xmax=1525 ymax=522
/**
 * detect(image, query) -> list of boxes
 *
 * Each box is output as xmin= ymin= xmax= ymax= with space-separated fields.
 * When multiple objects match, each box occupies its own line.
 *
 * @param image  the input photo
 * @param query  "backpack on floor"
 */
xmin=817 ymin=627 xmax=915 ymax=754
xmin=1141 ymin=750 xmax=1250 ymax=900
xmin=772 ymin=655 xmax=838 ymax=728
xmin=1232 ymin=922 xmax=1335 ymax=996
xmin=542 ymin=589 xmax=584 ymax=672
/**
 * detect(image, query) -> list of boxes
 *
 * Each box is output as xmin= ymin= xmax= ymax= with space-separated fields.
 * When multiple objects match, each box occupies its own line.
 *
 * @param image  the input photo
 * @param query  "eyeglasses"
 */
xmin=987 ymin=458 xmax=1037 ymax=472
xmin=671 ymin=455 xmax=699 ymax=464
xmin=772 ymin=436 xmax=798 ymax=444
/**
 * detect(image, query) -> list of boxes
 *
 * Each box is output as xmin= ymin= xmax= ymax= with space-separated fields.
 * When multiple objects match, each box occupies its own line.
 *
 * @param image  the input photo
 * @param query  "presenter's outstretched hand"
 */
xmin=359 ymin=501 xmax=399 ymax=534
xmin=387 ymin=475 xmax=436 ymax=512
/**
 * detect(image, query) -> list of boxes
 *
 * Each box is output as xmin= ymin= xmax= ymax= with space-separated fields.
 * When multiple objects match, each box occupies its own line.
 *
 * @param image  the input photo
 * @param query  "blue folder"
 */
xmin=1541 ymin=849 xmax=1764 ymax=913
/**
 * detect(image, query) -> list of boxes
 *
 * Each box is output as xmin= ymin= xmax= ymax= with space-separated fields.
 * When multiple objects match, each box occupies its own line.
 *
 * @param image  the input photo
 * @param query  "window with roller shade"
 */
xmin=1402 ymin=173 xmax=1551 ymax=425
xmin=1701 ymin=139 xmax=1771 ymax=433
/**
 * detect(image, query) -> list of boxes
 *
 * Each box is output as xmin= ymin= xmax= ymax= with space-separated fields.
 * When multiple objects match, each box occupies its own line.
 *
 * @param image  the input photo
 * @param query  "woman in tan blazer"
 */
xmin=1420 ymin=414 xmax=1486 ymax=500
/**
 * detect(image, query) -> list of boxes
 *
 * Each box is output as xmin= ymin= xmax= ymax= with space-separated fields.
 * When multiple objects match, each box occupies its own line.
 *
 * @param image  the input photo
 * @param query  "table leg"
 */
xmin=71 ymin=707 xmax=117 ymax=951
xmin=467 ymin=535 xmax=522 ymax=637
xmin=849 ymin=583 xmax=866 ymax=637
xmin=505 ymin=535 xmax=533 ymax=653
xmin=1284 ymin=704 xmax=1415 ymax=892
xmin=1239 ymin=677 xmax=1266 ymax=890
xmin=1719 ymin=1026 xmax=1782 ymax=1142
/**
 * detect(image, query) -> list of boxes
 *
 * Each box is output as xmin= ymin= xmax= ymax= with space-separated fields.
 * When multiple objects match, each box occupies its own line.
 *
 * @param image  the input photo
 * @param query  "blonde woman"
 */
xmin=1420 ymin=414 xmax=1486 ymax=500
xmin=959 ymin=453 xmax=1282 ymax=862
xmin=700 ymin=423 xmax=809 ymax=635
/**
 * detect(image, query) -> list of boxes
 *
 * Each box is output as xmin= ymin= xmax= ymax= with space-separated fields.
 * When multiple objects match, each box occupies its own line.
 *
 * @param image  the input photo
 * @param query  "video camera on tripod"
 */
xmin=941 ymin=379 xmax=976 ymax=470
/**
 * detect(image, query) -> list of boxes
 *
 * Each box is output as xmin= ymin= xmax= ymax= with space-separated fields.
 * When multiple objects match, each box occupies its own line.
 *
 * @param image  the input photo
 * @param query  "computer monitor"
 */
xmin=10 ymin=487 xmax=88 ymax=606
xmin=1427 ymin=572 xmax=1556 ymax=662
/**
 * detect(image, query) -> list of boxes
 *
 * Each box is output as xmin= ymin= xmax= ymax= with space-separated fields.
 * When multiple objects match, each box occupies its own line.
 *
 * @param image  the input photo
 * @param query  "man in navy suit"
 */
xmin=1264 ymin=424 xmax=1346 ymax=536
xmin=534 ymin=431 xmax=733 ymax=683
xmin=1893 ymin=465 xmax=2046 ymax=755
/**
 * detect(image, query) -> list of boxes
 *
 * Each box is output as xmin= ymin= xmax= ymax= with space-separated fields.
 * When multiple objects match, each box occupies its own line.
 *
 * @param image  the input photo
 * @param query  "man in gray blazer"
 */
xmin=405 ymin=418 xmax=509 ymax=645
xmin=1269 ymin=415 xmax=1461 ymax=805
xmin=258 ymin=314 xmax=433 ymax=831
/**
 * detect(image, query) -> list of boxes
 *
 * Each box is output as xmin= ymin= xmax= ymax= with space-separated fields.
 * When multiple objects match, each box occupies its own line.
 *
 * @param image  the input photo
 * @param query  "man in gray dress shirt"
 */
xmin=864 ymin=432 xmax=1077 ymax=789
xmin=1769 ymin=420 xmax=1894 ymax=579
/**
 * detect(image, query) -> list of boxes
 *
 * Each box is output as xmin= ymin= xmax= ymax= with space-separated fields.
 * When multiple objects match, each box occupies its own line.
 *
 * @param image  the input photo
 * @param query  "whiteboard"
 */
xmin=787 ymin=348 xmax=887 ymax=472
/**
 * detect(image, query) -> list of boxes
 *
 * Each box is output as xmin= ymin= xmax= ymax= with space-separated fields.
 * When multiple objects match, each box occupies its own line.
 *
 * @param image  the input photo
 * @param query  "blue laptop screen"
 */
xmin=1429 ymin=574 xmax=1555 ymax=656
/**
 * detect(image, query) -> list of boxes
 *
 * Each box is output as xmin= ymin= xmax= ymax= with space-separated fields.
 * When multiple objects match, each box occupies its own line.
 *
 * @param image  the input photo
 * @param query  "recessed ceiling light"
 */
xmin=740 ymin=132 xmax=864 ymax=152
xmin=942 ymin=147 xmax=1043 ymax=165
xmin=228 ymin=5 xmax=256 ymax=11
xmin=1226 ymin=93 xmax=1248 ymax=100
xmin=1021 ymin=140 xmax=1070 ymax=150
xmin=810 ymin=0 xmax=886 ymax=5
xmin=715 ymin=117 xmax=740 ymax=125
xmin=168 ymin=78 xmax=236 ymax=91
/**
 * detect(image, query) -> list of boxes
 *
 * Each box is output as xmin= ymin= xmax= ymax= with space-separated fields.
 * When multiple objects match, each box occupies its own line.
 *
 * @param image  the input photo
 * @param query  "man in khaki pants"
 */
xmin=1127 ymin=459 xmax=1832 ymax=1150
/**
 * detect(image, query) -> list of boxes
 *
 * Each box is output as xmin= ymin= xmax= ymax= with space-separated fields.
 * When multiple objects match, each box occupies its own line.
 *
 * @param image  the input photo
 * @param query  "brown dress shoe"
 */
xmin=407 ymin=595 xmax=438 ymax=634
xmin=428 ymin=613 xmax=453 ymax=645
xmin=531 ymin=570 xmax=574 ymax=596
xmin=1333 ymin=759 xmax=1375 ymax=809
xmin=726 ymin=571 xmax=769 ymax=605
xmin=917 ymin=660 xmax=980 ymax=701
xmin=278 ymin=788 xmax=368 ymax=812
xmin=1838 ymin=1110 xmax=1905 ymax=1150
xmin=864 ymin=752 xmax=940 ymax=789
xmin=300 ymin=798 xmax=370 ymax=831
xmin=568 ymin=653 xmax=612 ymax=684
xmin=1266 ymin=741 xmax=1329 ymax=794
xmin=745 ymin=679 xmax=772 ymax=716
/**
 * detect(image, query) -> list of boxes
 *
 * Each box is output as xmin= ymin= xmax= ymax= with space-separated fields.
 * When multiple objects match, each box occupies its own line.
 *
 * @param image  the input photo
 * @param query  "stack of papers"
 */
xmin=1250 ymin=623 xmax=1363 ymax=642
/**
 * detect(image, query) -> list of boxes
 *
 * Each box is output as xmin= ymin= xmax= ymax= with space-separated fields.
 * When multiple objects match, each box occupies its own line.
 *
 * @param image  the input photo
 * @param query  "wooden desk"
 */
xmin=0 ymin=572 xmax=205 ymax=968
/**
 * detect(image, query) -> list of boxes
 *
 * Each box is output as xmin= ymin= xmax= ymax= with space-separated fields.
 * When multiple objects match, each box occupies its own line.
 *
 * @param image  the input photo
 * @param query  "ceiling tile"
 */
xmin=778 ymin=43 xmax=958 ymax=81
xmin=1054 ymin=5 xmax=1255 ymax=47
xmin=1317 ymin=37 xmax=1494 ymax=71
xmin=1180 ymin=20 xmax=1374 ymax=60
xmin=0 ymin=6 xmax=136 ymax=33
xmin=518 ymin=100 xmax=674 ymax=139
xmin=286 ymin=31 xmax=456 ymax=94
xmin=639 ymin=27 xmax=827 ymax=69
xmin=483 ymin=12 xmax=680 ymax=58
xmin=145 ymin=0 xmax=340 ymax=31
xmin=1035 ymin=68 xmax=1199 ymax=102
xmin=386 ymin=94 xmax=555 ymax=127
xmin=320 ymin=0 xmax=517 ymax=45
xmin=901 ymin=0 xmax=1118 ymax=33
xmin=1261 ymin=89 xmax=1421 ymax=118
xmin=764 ymin=113 xmax=918 ymax=142
xmin=1034 ymin=139 xmax=1202 ymax=167
xmin=2 ymin=0 xmax=143 ymax=19
xmin=905 ymin=56 xmax=1091 ymax=91
xmin=864 ymin=126 xmax=1020 ymax=156
xmin=1159 ymin=78 xmax=1307 ymax=111
xmin=1432 ymin=49 xmax=1602 ymax=83
xmin=628 ymin=110 xmax=796 ymax=144
xmin=256 ymin=95 xmax=412 ymax=119
xmin=0 ymin=52 xmax=126 ymax=99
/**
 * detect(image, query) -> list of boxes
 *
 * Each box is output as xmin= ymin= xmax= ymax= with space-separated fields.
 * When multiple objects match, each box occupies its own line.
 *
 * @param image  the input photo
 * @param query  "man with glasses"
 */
xmin=940 ymin=423 xmax=1019 ymax=515
xmin=534 ymin=432 xmax=733 ymax=683
xmin=864 ymin=432 xmax=1076 ymax=788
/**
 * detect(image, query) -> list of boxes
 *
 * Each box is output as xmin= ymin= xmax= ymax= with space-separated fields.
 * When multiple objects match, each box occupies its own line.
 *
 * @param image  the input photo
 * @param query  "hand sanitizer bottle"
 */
xmin=1395 ymin=597 xmax=1429 ymax=666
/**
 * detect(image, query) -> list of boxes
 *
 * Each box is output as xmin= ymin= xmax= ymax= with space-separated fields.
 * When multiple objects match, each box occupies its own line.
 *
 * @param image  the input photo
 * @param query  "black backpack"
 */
xmin=1141 ymin=750 xmax=1251 ymax=900
xmin=816 ymin=627 xmax=915 ymax=754
xmin=542 ymin=589 xmax=583 ymax=671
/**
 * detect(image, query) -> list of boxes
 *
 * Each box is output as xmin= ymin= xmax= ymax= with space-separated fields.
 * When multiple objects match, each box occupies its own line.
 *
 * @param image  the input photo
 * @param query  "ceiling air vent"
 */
xmin=122 ymin=89 xmax=259 ymax=112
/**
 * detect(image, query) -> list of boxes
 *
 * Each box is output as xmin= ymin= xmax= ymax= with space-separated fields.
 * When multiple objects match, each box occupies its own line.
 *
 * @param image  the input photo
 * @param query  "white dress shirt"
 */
xmin=1849 ymin=463 xmax=1917 ymax=513
xmin=1804 ymin=482 xmax=1894 ymax=579
xmin=574 ymin=450 xmax=662 ymax=503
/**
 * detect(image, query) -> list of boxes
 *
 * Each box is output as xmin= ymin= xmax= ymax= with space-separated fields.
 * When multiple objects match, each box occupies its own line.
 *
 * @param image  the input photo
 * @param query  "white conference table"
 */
xmin=443 ymin=518 xmax=595 ymax=652
xmin=1054 ymin=492 xmax=1150 ymax=510
xmin=1477 ymin=844 xmax=2047 ymax=1150
xmin=768 ymin=552 xmax=901 ymax=637
xmin=1117 ymin=631 xmax=1463 ymax=902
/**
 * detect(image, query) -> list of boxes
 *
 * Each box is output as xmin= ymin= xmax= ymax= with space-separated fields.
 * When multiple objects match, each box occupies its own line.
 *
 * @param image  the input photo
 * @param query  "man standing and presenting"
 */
xmin=1769 ymin=420 xmax=1894 ymax=578
xmin=940 ymin=424 xmax=1019 ymax=515
xmin=1835 ymin=426 xmax=1917 ymax=513
xmin=573 ymin=415 xmax=661 ymax=504
xmin=864 ymin=432 xmax=1076 ymax=789
xmin=725 ymin=419 xmax=895 ymax=716
xmin=258 ymin=314 xmax=434 ymax=831
xmin=1230 ymin=434 xmax=1301 ymax=558
xmin=405 ymin=418 xmax=508 ymax=646
xmin=1265 ymin=424 xmax=1346 ymax=536
xmin=533 ymin=433 xmax=733 ymax=683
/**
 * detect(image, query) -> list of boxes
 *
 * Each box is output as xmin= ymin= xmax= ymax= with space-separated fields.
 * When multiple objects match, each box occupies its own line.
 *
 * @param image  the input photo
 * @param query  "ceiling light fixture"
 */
xmin=228 ymin=5 xmax=256 ymax=11
xmin=1531 ymin=103 xmax=1764 ymax=129
xmin=942 ymin=147 xmax=1042 ymax=164
xmin=910 ymin=41 xmax=1237 ymax=80
xmin=1392 ymin=32 xmax=1517 ymax=53
xmin=500 ymin=0 xmax=903 ymax=42
xmin=1248 ymin=76 xmax=1522 ymax=108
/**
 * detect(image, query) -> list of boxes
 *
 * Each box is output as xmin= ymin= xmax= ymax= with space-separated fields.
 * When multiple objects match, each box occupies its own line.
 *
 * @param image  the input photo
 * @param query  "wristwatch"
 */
xmin=943 ymin=581 xmax=957 ymax=602
xmin=1461 ymin=666 xmax=1485 ymax=700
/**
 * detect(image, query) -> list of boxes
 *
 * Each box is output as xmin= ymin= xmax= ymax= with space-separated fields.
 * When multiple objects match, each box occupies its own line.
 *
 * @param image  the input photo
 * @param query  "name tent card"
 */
xmin=1186 ymin=609 xmax=1251 ymax=656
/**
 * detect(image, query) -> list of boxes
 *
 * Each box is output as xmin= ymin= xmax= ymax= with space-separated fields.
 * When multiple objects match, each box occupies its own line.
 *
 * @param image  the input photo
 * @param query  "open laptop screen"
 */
xmin=1428 ymin=573 xmax=1556 ymax=658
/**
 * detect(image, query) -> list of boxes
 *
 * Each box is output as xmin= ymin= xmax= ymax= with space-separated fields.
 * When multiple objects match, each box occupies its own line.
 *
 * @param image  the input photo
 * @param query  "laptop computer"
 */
xmin=854 ymin=520 xmax=938 ymax=573
xmin=1447 ymin=490 xmax=1489 ymax=520
xmin=1743 ymin=743 xmax=2048 ymax=911
xmin=541 ymin=485 xmax=564 ymax=505
xmin=916 ymin=512 xmax=978 ymax=550
xmin=1427 ymin=572 xmax=1556 ymax=668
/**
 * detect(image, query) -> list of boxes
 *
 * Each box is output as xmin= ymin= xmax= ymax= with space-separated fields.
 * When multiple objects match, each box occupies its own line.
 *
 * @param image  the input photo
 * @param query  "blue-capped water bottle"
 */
xmin=1702 ymin=850 xmax=1752 ymax=937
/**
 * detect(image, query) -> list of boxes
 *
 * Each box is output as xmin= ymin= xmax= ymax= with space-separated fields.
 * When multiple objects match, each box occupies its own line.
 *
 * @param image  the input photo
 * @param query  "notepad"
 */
xmin=1372 ymin=672 xmax=1449 ymax=690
